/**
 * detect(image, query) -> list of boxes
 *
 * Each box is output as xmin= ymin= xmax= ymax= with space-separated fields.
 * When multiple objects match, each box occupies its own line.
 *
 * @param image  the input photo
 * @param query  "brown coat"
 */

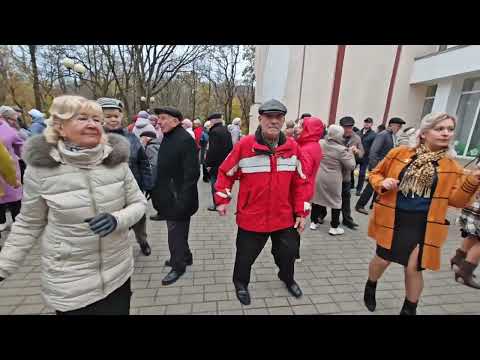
xmin=368 ymin=146 xmax=480 ymax=270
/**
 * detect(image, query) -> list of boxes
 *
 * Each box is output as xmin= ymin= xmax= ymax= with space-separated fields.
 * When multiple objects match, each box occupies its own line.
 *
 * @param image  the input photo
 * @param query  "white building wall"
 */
xmin=336 ymin=45 xmax=396 ymax=128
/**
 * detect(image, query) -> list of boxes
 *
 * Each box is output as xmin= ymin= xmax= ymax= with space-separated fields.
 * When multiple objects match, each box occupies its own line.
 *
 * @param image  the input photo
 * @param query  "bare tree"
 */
xmin=237 ymin=45 xmax=255 ymax=132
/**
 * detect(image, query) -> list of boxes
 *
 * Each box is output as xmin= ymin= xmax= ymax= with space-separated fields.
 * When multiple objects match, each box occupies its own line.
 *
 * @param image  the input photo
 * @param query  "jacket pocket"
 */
xmin=424 ymin=221 xmax=449 ymax=248
xmin=241 ymin=191 xmax=251 ymax=211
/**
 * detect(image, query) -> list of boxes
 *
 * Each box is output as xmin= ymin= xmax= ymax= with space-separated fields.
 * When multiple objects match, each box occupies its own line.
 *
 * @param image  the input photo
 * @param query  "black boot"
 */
xmin=139 ymin=241 xmax=151 ymax=256
xmin=400 ymin=298 xmax=418 ymax=315
xmin=234 ymin=283 xmax=251 ymax=305
xmin=363 ymin=279 xmax=377 ymax=312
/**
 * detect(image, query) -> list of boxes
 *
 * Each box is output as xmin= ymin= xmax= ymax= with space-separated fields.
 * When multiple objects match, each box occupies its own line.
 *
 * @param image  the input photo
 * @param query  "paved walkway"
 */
xmin=0 ymin=179 xmax=479 ymax=315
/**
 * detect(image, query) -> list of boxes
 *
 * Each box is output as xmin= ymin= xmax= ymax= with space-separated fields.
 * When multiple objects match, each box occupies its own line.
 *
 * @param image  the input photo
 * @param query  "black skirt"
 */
xmin=376 ymin=210 xmax=427 ymax=271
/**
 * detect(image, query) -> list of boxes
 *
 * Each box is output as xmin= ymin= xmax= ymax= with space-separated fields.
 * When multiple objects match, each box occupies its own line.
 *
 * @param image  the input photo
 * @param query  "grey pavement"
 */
xmin=0 ymin=178 xmax=479 ymax=315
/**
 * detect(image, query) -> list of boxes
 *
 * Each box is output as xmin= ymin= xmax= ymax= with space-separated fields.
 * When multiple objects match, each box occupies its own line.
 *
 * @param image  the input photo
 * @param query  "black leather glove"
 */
xmin=84 ymin=213 xmax=118 ymax=237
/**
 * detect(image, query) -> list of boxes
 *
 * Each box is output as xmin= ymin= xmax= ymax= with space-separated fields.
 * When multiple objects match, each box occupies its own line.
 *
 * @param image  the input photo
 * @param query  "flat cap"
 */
xmin=97 ymin=97 xmax=123 ymax=111
xmin=154 ymin=106 xmax=183 ymax=121
xmin=207 ymin=112 xmax=222 ymax=121
xmin=339 ymin=116 xmax=355 ymax=127
xmin=258 ymin=99 xmax=287 ymax=115
xmin=388 ymin=117 xmax=406 ymax=125
xmin=364 ymin=117 xmax=373 ymax=123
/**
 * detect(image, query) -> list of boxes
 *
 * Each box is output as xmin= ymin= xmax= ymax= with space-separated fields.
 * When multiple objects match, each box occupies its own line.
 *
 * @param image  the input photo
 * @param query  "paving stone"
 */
xmin=268 ymin=307 xmax=294 ymax=315
xmin=12 ymin=304 xmax=44 ymax=315
xmin=179 ymin=293 xmax=204 ymax=304
xmin=165 ymin=303 xmax=193 ymax=315
xmin=292 ymin=305 xmax=318 ymax=315
xmin=204 ymin=292 xmax=228 ymax=302
xmin=314 ymin=302 xmax=341 ymax=314
xmin=138 ymin=306 xmax=166 ymax=315
xmin=192 ymin=302 xmax=217 ymax=313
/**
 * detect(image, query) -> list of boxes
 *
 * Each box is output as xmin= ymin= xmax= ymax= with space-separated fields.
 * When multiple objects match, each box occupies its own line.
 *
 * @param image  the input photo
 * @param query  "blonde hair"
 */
xmin=44 ymin=95 xmax=107 ymax=145
xmin=417 ymin=112 xmax=457 ymax=157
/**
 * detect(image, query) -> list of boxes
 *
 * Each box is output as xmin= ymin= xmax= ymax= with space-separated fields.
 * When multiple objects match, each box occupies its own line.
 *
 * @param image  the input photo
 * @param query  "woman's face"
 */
xmin=58 ymin=111 xmax=103 ymax=148
xmin=422 ymin=118 xmax=455 ymax=151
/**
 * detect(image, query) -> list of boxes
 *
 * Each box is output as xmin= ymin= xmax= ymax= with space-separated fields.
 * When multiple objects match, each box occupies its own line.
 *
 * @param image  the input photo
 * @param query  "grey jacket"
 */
xmin=0 ymin=134 xmax=147 ymax=312
xmin=313 ymin=138 xmax=356 ymax=209
xmin=343 ymin=132 xmax=364 ymax=181
xmin=368 ymin=129 xmax=395 ymax=170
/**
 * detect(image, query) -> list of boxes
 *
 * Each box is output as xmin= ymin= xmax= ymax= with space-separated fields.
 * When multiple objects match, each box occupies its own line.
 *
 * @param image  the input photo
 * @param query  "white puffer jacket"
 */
xmin=0 ymin=134 xmax=147 ymax=312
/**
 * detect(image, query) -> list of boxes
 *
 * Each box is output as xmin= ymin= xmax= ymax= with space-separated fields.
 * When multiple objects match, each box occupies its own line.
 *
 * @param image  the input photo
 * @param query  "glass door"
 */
xmin=454 ymin=78 xmax=480 ymax=157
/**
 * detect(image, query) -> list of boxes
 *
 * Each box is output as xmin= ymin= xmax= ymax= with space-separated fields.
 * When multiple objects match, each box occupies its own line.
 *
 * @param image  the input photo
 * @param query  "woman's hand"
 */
xmin=85 ymin=213 xmax=118 ymax=237
xmin=381 ymin=178 xmax=400 ymax=191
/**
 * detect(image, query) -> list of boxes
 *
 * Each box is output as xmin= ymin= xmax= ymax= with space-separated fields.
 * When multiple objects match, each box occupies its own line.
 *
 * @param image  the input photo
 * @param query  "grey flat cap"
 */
xmin=258 ymin=99 xmax=287 ymax=115
xmin=97 ymin=97 xmax=123 ymax=110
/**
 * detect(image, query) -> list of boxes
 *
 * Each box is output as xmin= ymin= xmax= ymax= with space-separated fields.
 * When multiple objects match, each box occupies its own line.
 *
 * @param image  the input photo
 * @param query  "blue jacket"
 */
xmin=105 ymin=128 xmax=153 ymax=191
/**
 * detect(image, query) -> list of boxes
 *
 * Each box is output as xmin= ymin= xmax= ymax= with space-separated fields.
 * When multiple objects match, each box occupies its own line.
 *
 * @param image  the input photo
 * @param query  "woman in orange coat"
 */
xmin=363 ymin=112 xmax=480 ymax=315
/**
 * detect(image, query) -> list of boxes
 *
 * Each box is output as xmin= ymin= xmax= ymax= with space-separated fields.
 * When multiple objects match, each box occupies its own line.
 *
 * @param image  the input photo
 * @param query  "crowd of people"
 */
xmin=0 ymin=94 xmax=479 ymax=316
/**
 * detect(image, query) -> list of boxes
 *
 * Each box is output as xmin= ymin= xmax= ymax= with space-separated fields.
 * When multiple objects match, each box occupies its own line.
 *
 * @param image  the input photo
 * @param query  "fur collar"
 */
xmin=22 ymin=133 xmax=130 ymax=168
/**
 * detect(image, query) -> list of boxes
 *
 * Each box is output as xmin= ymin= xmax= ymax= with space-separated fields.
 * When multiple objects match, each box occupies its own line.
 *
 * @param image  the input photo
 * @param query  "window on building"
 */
xmin=455 ymin=78 xmax=480 ymax=157
xmin=438 ymin=45 xmax=448 ymax=52
xmin=421 ymin=85 xmax=437 ymax=118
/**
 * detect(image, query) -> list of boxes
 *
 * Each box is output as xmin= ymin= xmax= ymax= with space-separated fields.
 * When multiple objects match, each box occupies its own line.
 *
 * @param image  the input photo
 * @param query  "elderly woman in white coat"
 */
xmin=0 ymin=95 xmax=147 ymax=315
xmin=311 ymin=125 xmax=356 ymax=235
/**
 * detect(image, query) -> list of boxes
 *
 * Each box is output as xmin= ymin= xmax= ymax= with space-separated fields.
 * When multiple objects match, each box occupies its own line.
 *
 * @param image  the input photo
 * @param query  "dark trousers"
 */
xmin=356 ymin=182 xmax=376 ymax=209
xmin=356 ymin=160 xmax=369 ymax=192
xmin=341 ymin=181 xmax=354 ymax=224
xmin=131 ymin=214 xmax=147 ymax=244
xmin=0 ymin=201 xmax=21 ymax=224
xmin=19 ymin=159 xmax=26 ymax=184
xmin=56 ymin=278 xmax=132 ymax=315
xmin=233 ymin=227 xmax=299 ymax=287
xmin=209 ymin=171 xmax=217 ymax=206
xmin=166 ymin=219 xmax=192 ymax=272
xmin=316 ymin=205 xmax=341 ymax=228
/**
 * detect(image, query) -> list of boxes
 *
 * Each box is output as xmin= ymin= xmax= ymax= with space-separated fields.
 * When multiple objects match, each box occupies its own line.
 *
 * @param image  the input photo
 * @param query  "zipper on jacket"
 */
xmin=82 ymin=169 xmax=105 ymax=295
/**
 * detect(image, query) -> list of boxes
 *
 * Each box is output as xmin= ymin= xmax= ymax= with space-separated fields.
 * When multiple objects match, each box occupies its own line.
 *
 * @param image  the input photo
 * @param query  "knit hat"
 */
xmin=28 ymin=108 xmax=45 ymax=118
xmin=139 ymin=130 xmax=157 ymax=138
xmin=138 ymin=110 xmax=150 ymax=119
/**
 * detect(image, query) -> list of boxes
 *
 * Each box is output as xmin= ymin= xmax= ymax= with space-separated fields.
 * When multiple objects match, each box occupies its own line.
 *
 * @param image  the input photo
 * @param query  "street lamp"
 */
xmin=150 ymin=97 xmax=155 ymax=103
xmin=140 ymin=96 xmax=146 ymax=102
xmin=62 ymin=57 xmax=86 ymax=93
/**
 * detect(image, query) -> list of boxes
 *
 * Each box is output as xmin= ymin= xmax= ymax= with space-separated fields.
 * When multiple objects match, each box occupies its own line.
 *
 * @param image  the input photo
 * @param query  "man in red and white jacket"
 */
xmin=215 ymin=99 xmax=310 ymax=305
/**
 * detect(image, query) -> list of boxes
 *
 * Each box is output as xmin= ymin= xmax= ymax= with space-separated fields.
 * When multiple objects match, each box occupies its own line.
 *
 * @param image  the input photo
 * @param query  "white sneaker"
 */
xmin=0 ymin=223 xmax=7 ymax=232
xmin=309 ymin=223 xmax=318 ymax=230
xmin=328 ymin=227 xmax=345 ymax=236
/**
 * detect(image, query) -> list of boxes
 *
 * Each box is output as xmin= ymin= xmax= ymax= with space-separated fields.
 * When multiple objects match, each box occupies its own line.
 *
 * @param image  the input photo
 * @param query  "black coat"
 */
xmin=205 ymin=122 xmax=233 ymax=177
xmin=368 ymin=129 xmax=395 ymax=170
xmin=151 ymin=125 xmax=200 ymax=221
xmin=359 ymin=128 xmax=377 ymax=163
xmin=105 ymin=128 xmax=153 ymax=191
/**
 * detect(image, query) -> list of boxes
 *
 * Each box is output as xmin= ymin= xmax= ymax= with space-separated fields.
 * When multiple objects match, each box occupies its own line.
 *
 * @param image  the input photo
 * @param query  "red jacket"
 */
xmin=296 ymin=117 xmax=324 ymax=201
xmin=214 ymin=128 xmax=310 ymax=233
xmin=193 ymin=126 xmax=203 ymax=150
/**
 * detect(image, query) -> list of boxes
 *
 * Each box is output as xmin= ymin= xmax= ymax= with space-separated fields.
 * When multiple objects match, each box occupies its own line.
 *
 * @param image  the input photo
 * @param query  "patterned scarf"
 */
xmin=398 ymin=144 xmax=447 ymax=198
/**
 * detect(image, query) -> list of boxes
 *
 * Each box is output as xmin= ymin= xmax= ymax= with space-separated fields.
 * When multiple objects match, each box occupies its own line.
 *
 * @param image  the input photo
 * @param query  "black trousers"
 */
xmin=0 ymin=201 xmax=21 ymax=224
xmin=341 ymin=181 xmax=354 ymax=223
xmin=316 ymin=205 xmax=341 ymax=228
xmin=356 ymin=182 xmax=376 ymax=209
xmin=131 ymin=214 xmax=147 ymax=245
xmin=56 ymin=278 xmax=132 ymax=315
xmin=233 ymin=227 xmax=299 ymax=287
xmin=19 ymin=159 xmax=26 ymax=184
xmin=356 ymin=160 xmax=369 ymax=192
xmin=166 ymin=219 xmax=192 ymax=272
xmin=209 ymin=169 xmax=218 ymax=206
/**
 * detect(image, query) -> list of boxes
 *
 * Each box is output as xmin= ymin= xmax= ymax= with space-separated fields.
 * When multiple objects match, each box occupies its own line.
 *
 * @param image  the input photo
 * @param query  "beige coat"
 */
xmin=313 ymin=138 xmax=356 ymax=209
xmin=0 ymin=134 xmax=147 ymax=312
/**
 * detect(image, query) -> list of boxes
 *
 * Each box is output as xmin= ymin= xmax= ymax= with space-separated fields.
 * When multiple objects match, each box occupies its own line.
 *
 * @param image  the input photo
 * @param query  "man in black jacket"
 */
xmin=355 ymin=117 xmax=405 ymax=215
xmin=205 ymin=112 xmax=233 ymax=211
xmin=98 ymin=97 xmax=153 ymax=256
xmin=355 ymin=117 xmax=377 ymax=196
xmin=151 ymin=106 xmax=200 ymax=285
